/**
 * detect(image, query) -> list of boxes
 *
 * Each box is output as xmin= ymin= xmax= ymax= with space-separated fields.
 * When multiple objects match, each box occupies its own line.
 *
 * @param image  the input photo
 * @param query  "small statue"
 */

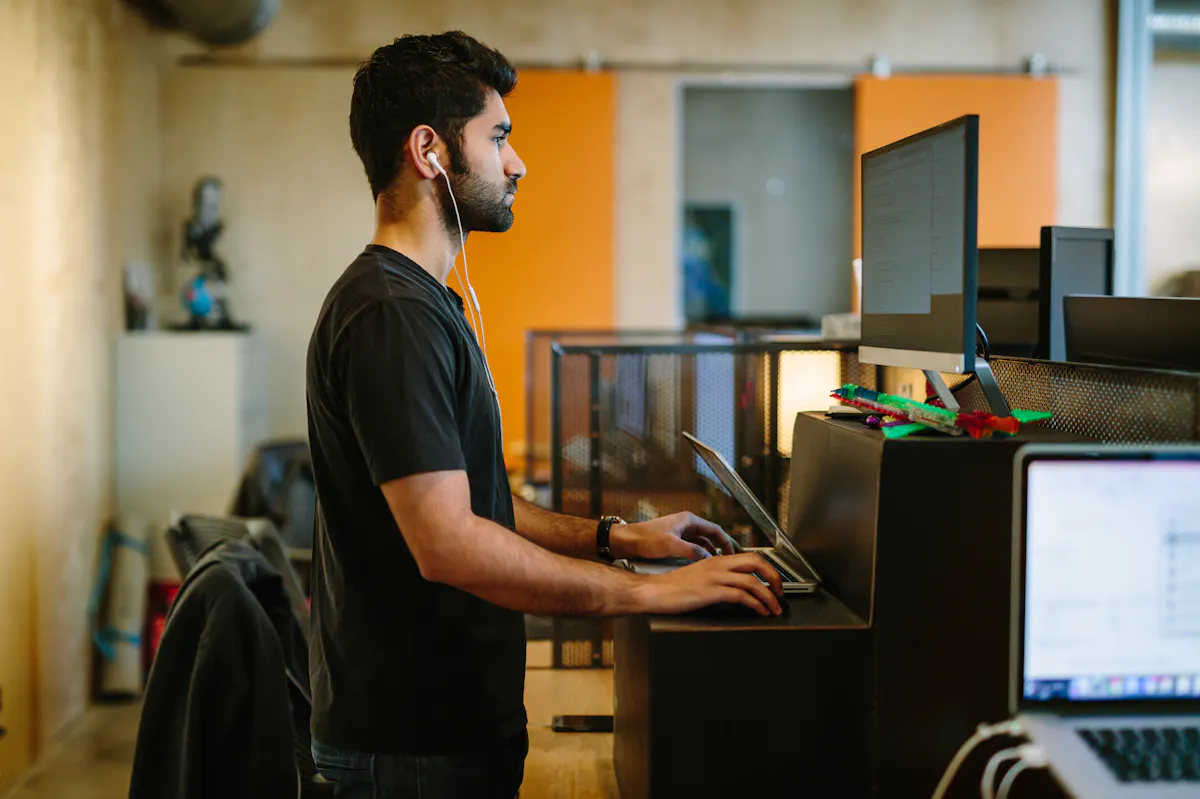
xmin=179 ymin=176 xmax=241 ymax=329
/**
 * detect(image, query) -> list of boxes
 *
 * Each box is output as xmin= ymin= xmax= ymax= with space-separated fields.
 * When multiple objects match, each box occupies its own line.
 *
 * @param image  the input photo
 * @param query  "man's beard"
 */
xmin=440 ymin=166 xmax=516 ymax=235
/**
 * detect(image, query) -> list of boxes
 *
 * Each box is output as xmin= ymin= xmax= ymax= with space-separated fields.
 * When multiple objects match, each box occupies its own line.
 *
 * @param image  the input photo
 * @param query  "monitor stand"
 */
xmin=923 ymin=357 xmax=1012 ymax=418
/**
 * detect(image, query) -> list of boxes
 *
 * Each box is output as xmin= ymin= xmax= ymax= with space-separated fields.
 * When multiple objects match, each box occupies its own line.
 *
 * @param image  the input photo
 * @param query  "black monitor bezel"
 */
xmin=1013 ymin=447 xmax=1200 ymax=715
xmin=1036 ymin=226 xmax=1115 ymax=361
xmin=859 ymin=114 xmax=979 ymax=375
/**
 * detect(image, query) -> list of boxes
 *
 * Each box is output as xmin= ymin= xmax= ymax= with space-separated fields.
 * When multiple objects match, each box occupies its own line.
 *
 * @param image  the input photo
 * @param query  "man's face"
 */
xmin=440 ymin=91 xmax=526 ymax=234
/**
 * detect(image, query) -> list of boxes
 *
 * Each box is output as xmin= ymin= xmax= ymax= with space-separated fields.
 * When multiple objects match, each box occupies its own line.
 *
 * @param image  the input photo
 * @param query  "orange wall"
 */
xmin=465 ymin=70 xmax=616 ymax=459
xmin=852 ymin=75 xmax=1059 ymax=263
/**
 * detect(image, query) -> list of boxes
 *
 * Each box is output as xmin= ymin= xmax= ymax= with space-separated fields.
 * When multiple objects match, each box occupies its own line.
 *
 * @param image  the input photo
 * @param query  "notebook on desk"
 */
xmin=1011 ymin=444 xmax=1200 ymax=795
xmin=616 ymin=432 xmax=820 ymax=595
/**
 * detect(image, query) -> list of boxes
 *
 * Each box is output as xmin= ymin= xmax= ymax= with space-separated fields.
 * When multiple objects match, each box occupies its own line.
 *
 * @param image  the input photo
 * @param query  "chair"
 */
xmin=146 ymin=531 xmax=331 ymax=798
xmin=166 ymin=513 xmax=309 ymax=637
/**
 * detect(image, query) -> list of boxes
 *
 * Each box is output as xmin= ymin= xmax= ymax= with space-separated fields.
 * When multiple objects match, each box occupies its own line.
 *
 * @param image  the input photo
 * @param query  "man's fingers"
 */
xmin=718 ymin=586 xmax=770 ymax=616
xmin=686 ymin=514 xmax=740 ymax=554
xmin=719 ymin=553 xmax=785 ymax=596
xmin=721 ymin=572 xmax=782 ymax=615
xmin=683 ymin=513 xmax=726 ymax=540
xmin=714 ymin=528 xmax=741 ymax=555
xmin=695 ymin=535 xmax=719 ymax=556
xmin=680 ymin=514 xmax=738 ymax=555
xmin=665 ymin=535 xmax=710 ymax=561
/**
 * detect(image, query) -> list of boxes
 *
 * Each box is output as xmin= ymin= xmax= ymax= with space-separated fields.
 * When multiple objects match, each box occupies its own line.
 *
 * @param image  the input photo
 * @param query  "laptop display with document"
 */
xmin=645 ymin=431 xmax=821 ymax=595
xmin=1011 ymin=444 xmax=1200 ymax=795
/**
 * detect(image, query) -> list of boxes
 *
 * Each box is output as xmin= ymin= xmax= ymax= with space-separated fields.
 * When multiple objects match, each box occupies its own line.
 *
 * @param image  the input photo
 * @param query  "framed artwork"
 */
xmin=682 ymin=204 xmax=735 ymax=322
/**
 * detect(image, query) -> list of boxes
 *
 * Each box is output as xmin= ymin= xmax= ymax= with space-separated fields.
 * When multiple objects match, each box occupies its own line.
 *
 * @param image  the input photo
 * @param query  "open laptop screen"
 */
xmin=1020 ymin=451 xmax=1200 ymax=705
xmin=683 ymin=431 xmax=786 ymax=549
xmin=682 ymin=432 xmax=820 ymax=582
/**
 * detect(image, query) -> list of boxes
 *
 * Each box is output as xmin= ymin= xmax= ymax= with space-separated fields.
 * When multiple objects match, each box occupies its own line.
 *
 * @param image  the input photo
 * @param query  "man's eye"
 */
xmin=494 ymin=136 xmax=506 ymax=146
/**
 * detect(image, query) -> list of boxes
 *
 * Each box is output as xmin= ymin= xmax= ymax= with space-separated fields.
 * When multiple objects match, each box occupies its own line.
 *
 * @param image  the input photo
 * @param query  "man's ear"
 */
xmin=407 ymin=125 xmax=442 ymax=181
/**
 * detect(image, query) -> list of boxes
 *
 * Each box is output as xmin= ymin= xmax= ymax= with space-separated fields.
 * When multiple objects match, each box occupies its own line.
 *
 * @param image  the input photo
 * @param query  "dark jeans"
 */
xmin=311 ymin=731 xmax=528 ymax=799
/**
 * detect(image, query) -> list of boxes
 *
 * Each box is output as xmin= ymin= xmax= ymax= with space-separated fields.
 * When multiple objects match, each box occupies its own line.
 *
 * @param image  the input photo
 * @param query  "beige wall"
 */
xmin=1147 ymin=56 xmax=1200 ymax=294
xmin=160 ymin=66 xmax=373 ymax=439
xmin=158 ymin=0 xmax=1114 ymax=442
xmin=165 ymin=0 xmax=1114 ymax=320
xmin=683 ymin=86 xmax=855 ymax=320
xmin=0 ymin=0 xmax=162 ymax=787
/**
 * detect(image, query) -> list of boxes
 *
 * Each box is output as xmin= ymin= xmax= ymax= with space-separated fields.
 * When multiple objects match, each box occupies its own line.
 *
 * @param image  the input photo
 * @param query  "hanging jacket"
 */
xmin=129 ymin=538 xmax=315 ymax=799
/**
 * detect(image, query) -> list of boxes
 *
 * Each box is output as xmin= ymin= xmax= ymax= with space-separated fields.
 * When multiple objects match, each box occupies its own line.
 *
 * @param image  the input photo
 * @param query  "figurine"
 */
xmin=179 ymin=176 xmax=242 ymax=330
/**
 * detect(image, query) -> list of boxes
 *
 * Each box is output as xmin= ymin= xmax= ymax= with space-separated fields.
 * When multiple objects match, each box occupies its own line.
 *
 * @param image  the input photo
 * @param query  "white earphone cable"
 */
xmin=434 ymin=161 xmax=498 ymax=405
xmin=438 ymin=171 xmax=488 ymax=355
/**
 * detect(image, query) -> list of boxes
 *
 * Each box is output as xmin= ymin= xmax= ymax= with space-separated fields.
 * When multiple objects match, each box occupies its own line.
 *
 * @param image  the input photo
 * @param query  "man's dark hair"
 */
xmin=350 ymin=32 xmax=517 ymax=200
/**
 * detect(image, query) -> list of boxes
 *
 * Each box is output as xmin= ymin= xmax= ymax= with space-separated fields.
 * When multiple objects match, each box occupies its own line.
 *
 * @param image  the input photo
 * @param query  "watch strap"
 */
xmin=596 ymin=515 xmax=624 ymax=562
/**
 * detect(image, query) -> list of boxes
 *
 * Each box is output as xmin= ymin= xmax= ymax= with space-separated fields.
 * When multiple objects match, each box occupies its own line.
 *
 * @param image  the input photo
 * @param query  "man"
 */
xmin=306 ymin=31 xmax=783 ymax=798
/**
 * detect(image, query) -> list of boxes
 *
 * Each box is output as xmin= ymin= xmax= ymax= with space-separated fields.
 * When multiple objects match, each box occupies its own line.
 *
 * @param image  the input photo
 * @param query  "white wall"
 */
xmin=159 ymin=0 xmax=1113 ymax=436
xmin=683 ymin=86 xmax=854 ymax=321
xmin=1147 ymin=56 xmax=1200 ymax=294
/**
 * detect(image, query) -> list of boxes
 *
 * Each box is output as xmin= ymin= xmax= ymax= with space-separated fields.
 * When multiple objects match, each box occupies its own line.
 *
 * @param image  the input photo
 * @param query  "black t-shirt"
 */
xmin=305 ymin=244 xmax=526 ymax=754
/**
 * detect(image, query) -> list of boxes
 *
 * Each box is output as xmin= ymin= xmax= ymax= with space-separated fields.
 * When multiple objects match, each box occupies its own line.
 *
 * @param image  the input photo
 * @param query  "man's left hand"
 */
xmin=609 ymin=512 xmax=741 ymax=562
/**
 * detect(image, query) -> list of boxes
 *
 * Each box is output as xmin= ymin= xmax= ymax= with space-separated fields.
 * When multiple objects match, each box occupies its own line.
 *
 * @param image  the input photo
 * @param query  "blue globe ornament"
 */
xmin=181 ymin=274 xmax=215 ymax=319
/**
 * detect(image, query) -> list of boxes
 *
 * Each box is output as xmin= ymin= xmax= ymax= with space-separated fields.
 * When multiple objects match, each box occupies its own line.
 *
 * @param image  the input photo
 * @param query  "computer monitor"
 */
xmin=859 ymin=115 xmax=979 ymax=375
xmin=1037 ymin=226 xmax=1114 ymax=361
xmin=977 ymin=247 xmax=1040 ymax=357
xmin=1063 ymin=295 xmax=1200 ymax=372
xmin=1013 ymin=445 xmax=1200 ymax=708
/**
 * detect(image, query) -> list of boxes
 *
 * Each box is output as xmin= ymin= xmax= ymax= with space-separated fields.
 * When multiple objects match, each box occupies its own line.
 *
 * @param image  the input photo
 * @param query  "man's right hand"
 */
xmin=632 ymin=553 xmax=785 ymax=616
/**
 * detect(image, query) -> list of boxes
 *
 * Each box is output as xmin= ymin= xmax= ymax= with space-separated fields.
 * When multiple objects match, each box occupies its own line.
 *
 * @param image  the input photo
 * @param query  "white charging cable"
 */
xmin=994 ymin=744 xmax=1047 ymax=799
xmin=931 ymin=719 xmax=1025 ymax=799
xmin=981 ymin=746 xmax=1024 ymax=799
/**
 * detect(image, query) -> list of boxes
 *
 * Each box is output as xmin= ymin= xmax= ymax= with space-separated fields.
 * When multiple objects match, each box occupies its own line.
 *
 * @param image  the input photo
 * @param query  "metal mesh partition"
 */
xmin=543 ymin=341 xmax=860 ymax=668
xmin=551 ymin=341 xmax=875 ymax=547
xmin=525 ymin=329 xmax=731 ymax=488
xmin=948 ymin=357 xmax=1200 ymax=443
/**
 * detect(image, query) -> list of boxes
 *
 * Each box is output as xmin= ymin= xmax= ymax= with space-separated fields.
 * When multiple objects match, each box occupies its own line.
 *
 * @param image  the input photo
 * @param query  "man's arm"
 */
xmin=382 ymin=470 xmax=785 ymax=617
xmin=511 ymin=494 xmax=742 ymax=563
xmin=510 ymin=495 xmax=603 ymax=560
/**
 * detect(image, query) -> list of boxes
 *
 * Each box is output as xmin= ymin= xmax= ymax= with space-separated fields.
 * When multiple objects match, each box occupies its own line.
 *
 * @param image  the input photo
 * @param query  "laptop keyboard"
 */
xmin=758 ymin=553 xmax=799 ymax=584
xmin=1079 ymin=726 xmax=1200 ymax=782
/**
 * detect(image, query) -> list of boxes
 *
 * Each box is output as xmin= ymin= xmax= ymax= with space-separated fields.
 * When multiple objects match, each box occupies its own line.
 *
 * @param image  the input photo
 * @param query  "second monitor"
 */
xmin=859 ymin=114 xmax=978 ymax=376
xmin=977 ymin=226 xmax=1115 ymax=360
xmin=858 ymin=114 xmax=1010 ymax=415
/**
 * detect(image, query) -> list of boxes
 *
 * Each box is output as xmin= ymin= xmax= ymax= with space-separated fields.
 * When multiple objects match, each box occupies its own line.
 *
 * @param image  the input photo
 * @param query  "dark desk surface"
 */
xmin=644 ymin=587 xmax=866 ymax=633
xmin=614 ymin=587 xmax=874 ymax=799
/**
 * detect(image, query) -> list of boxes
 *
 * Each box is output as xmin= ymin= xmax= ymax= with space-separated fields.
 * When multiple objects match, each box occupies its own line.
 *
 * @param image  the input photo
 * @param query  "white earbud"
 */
xmin=426 ymin=151 xmax=445 ymax=175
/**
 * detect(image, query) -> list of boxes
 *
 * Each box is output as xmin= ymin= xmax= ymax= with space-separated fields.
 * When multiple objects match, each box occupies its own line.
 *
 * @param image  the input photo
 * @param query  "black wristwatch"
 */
xmin=596 ymin=515 xmax=626 ymax=562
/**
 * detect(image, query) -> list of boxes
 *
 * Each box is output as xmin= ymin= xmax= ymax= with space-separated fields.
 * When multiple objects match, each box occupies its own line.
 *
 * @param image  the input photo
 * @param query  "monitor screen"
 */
xmin=1049 ymin=238 xmax=1111 ymax=296
xmin=1021 ymin=455 xmax=1200 ymax=704
xmin=1039 ymin=227 xmax=1114 ymax=361
xmin=1063 ymin=296 xmax=1200 ymax=372
xmin=683 ymin=431 xmax=784 ymax=549
xmin=860 ymin=115 xmax=978 ymax=375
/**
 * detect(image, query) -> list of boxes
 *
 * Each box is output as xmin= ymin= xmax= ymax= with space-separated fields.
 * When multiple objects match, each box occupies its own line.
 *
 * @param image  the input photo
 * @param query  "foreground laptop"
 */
xmin=617 ymin=432 xmax=819 ymax=594
xmin=1011 ymin=444 xmax=1200 ymax=795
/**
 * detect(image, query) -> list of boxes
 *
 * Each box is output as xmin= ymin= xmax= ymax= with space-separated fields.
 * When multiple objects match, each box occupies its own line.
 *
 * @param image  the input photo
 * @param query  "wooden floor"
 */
xmin=3 ymin=641 xmax=618 ymax=799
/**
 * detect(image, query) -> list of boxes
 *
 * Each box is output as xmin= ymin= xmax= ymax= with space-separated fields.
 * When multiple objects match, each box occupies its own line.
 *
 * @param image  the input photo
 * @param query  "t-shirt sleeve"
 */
xmin=336 ymin=299 xmax=466 ymax=485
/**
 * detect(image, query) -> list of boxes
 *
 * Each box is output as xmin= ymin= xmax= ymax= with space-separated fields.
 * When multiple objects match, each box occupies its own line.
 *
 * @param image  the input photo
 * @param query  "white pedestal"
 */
xmin=114 ymin=332 xmax=268 ymax=580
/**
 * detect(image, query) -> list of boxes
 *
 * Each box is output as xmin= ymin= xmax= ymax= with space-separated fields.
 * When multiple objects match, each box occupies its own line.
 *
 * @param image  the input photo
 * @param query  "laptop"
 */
xmin=1010 ymin=444 xmax=1200 ymax=795
xmin=658 ymin=431 xmax=821 ymax=594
